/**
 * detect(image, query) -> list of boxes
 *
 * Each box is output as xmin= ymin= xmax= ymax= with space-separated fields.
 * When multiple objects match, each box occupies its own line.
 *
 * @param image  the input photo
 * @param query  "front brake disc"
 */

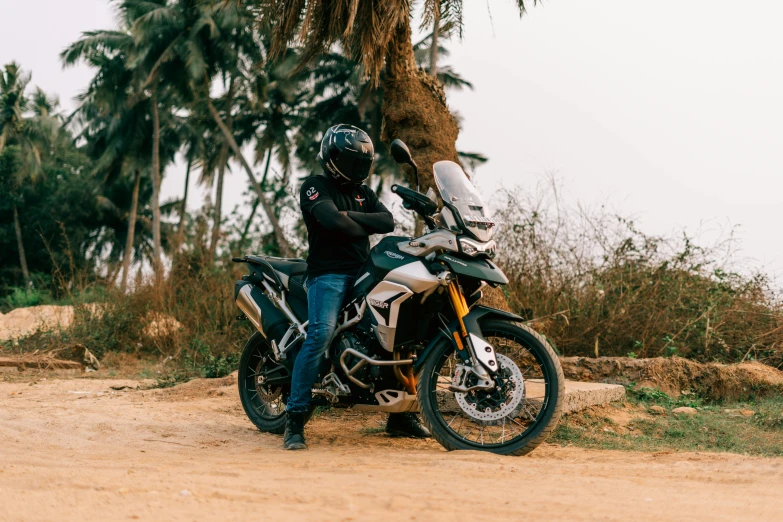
xmin=454 ymin=353 xmax=526 ymax=425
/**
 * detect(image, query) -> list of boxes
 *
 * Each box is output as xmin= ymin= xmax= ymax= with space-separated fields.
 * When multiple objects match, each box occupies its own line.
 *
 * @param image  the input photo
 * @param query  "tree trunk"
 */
xmin=12 ymin=205 xmax=32 ymax=288
xmin=176 ymin=158 xmax=191 ymax=246
xmin=381 ymin=11 xmax=460 ymax=193
xmin=239 ymin=148 xmax=272 ymax=250
xmin=429 ymin=5 xmax=440 ymax=77
xmin=150 ymin=83 xmax=163 ymax=280
xmin=120 ymin=169 xmax=141 ymax=293
xmin=239 ymin=199 xmax=260 ymax=251
xmin=206 ymin=99 xmax=293 ymax=257
xmin=209 ymin=77 xmax=236 ymax=257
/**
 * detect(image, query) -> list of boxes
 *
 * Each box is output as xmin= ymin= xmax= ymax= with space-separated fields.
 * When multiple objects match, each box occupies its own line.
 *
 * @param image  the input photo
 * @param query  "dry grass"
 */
xmin=3 ymin=249 xmax=253 ymax=382
xmin=495 ymin=180 xmax=783 ymax=369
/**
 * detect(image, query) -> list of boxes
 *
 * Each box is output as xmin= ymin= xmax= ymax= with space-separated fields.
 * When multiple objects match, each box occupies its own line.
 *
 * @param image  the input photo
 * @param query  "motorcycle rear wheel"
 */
xmin=417 ymin=319 xmax=565 ymax=455
xmin=238 ymin=333 xmax=314 ymax=434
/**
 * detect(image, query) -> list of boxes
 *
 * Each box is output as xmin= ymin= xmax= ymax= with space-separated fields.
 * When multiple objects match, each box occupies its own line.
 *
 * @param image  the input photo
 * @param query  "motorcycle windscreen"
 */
xmin=433 ymin=161 xmax=496 ymax=242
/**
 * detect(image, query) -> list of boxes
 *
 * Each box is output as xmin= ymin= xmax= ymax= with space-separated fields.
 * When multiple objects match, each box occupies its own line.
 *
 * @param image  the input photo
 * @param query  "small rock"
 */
xmin=672 ymin=407 xmax=697 ymax=415
xmin=179 ymin=489 xmax=191 ymax=497
xmin=739 ymin=409 xmax=755 ymax=417
xmin=649 ymin=405 xmax=667 ymax=415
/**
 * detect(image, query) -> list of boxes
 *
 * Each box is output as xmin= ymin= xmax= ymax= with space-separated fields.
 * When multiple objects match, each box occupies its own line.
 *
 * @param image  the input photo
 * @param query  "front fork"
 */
xmin=447 ymin=281 xmax=498 ymax=384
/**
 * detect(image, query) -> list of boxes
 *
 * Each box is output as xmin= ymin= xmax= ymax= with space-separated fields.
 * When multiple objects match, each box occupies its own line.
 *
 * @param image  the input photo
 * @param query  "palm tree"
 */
xmin=259 ymin=0 xmax=531 ymax=190
xmin=128 ymin=0 xmax=294 ymax=257
xmin=176 ymin=114 xmax=213 ymax=246
xmin=294 ymin=33 xmax=483 ymax=193
xmin=0 ymin=63 xmax=61 ymax=287
xmin=62 ymin=26 xmax=179 ymax=291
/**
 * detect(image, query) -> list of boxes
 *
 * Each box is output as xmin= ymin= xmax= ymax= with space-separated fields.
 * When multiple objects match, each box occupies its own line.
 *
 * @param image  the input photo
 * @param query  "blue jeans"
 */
xmin=286 ymin=273 xmax=355 ymax=413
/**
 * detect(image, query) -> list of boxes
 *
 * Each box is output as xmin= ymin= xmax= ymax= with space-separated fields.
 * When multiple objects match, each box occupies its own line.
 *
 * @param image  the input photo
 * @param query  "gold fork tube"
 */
xmin=447 ymin=281 xmax=469 ymax=343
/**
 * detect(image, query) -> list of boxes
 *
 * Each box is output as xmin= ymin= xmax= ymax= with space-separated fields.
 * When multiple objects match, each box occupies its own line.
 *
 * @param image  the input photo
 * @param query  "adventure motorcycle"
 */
xmin=233 ymin=140 xmax=564 ymax=455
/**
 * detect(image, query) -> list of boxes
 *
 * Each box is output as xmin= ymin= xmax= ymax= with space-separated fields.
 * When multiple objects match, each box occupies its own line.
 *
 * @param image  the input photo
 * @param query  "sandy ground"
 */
xmin=1 ymin=373 xmax=782 ymax=522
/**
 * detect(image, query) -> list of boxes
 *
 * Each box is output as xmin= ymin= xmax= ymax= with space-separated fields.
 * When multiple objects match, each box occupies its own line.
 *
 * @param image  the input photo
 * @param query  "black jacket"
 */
xmin=299 ymin=174 xmax=394 ymax=278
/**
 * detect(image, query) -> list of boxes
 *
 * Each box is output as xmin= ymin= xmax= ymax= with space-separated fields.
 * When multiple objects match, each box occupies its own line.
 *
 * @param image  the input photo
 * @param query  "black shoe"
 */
xmin=283 ymin=411 xmax=308 ymax=450
xmin=385 ymin=412 xmax=431 ymax=439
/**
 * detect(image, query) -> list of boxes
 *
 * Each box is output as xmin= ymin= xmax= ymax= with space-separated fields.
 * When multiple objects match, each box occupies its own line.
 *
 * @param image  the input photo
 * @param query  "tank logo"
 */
xmin=385 ymin=251 xmax=405 ymax=260
xmin=368 ymin=298 xmax=390 ymax=309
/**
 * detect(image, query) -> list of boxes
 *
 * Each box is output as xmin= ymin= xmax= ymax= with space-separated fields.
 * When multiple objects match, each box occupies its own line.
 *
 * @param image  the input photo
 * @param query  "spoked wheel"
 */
xmin=418 ymin=319 xmax=564 ymax=455
xmin=238 ymin=333 xmax=313 ymax=434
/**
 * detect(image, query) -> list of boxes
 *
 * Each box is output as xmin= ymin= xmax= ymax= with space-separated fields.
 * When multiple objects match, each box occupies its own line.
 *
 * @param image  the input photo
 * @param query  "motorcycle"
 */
xmin=232 ymin=140 xmax=564 ymax=455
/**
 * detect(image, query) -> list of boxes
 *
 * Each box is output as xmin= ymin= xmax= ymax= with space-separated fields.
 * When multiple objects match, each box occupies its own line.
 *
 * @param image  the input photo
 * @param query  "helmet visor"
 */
xmin=333 ymin=152 xmax=373 ymax=184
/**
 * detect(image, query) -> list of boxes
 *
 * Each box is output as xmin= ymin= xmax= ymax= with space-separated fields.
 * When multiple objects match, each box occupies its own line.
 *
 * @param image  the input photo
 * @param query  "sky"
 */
xmin=2 ymin=0 xmax=782 ymax=278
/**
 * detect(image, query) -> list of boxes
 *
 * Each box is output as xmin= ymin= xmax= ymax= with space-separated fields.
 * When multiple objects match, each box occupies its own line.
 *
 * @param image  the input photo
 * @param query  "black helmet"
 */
xmin=317 ymin=124 xmax=374 ymax=187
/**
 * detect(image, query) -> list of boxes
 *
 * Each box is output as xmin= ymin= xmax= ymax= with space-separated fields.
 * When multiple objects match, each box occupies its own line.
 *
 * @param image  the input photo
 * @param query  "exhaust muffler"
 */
xmin=234 ymin=281 xmax=290 ymax=342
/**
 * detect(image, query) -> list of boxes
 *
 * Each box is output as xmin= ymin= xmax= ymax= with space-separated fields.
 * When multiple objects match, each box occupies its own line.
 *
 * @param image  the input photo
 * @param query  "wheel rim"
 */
xmin=429 ymin=328 xmax=554 ymax=447
xmin=243 ymin=342 xmax=287 ymax=420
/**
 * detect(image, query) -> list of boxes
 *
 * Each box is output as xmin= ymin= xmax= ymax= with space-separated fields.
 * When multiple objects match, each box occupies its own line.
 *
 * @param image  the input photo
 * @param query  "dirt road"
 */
xmin=1 ymin=374 xmax=781 ymax=522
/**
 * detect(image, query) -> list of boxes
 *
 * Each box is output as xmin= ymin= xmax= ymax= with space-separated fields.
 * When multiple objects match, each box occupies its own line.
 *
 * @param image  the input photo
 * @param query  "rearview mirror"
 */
xmin=390 ymin=139 xmax=414 ymax=166
xmin=425 ymin=187 xmax=438 ymax=205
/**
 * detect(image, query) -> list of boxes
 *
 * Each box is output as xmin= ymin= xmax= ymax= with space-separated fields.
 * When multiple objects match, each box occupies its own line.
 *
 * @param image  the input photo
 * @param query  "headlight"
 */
xmin=459 ymin=238 xmax=497 ymax=258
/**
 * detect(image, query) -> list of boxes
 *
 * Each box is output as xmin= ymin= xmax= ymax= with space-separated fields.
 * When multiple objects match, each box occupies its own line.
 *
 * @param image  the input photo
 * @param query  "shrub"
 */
xmin=5 ymin=249 xmax=254 ymax=377
xmin=495 ymin=179 xmax=783 ymax=368
xmin=3 ymin=286 xmax=52 ymax=310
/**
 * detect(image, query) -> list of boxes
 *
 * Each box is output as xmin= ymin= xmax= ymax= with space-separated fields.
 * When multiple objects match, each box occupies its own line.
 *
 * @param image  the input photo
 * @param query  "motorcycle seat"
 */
xmin=264 ymin=257 xmax=308 ymax=278
xmin=246 ymin=255 xmax=307 ymax=290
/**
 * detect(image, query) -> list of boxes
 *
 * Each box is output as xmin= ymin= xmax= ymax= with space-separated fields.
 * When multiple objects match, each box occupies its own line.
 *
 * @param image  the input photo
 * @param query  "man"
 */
xmin=284 ymin=124 xmax=430 ymax=450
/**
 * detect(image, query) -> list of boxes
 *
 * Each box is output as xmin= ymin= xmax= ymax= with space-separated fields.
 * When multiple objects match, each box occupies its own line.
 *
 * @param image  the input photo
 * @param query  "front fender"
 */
xmin=414 ymin=306 xmax=523 ymax=373
xmin=463 ymin=306 xmax=523 ymax=339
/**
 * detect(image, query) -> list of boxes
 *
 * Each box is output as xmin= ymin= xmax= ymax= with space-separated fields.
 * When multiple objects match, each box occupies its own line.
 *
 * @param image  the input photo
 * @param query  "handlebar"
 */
xmin=391 ymin=185 xmax=438 ymax=215
xmin=391 ymin=184 xmax=439 ymax=231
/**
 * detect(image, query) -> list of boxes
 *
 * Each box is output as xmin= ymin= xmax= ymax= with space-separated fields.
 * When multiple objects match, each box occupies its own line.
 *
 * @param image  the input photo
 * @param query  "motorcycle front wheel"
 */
xmin=417 ymin=319 xmax=564 ymax=456
xmin=238 ymin=332 xmax=314 ymax=434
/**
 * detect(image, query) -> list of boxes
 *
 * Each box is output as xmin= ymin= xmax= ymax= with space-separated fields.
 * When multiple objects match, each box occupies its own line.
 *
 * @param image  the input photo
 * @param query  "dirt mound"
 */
xmin=0 ymin=304 xmax=181 ymax=342
xmin=560 ymin=356 xmax=783 ymax=400
xmin=0 ymin=305 xmax=75 ymax=341
xmin=154 ymin=371 xmax=238 ymax=401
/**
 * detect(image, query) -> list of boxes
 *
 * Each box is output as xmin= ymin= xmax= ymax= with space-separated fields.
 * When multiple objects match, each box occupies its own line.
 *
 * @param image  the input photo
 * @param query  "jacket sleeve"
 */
xmin=347 ymin=207 xmax=395 ymax=234
xmin=311 ymin=200 xmax=370 ymax=238
xmin=346 ymin=188 xmax=395 ymax=234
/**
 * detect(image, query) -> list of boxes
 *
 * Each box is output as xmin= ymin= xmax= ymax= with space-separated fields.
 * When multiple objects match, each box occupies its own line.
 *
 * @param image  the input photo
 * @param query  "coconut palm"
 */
xmin=294 ymin=33 xmax=484 ymax=194
xmin=258 ymin=0 xmax=530 ymax=190
xmin=62 ymin=26 xmax=181 ymax=290
xmin=61 ymin=18 xmax=173 ymax=281
xmin=127 ymin=0 xmax=294 ymax=257
xmin=0 ymin=63 xmax=62 ymax=287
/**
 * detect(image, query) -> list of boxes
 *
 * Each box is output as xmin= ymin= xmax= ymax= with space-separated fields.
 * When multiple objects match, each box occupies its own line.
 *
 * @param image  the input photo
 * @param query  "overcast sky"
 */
xmin=2 ymin=1 xmax=782 ymax=278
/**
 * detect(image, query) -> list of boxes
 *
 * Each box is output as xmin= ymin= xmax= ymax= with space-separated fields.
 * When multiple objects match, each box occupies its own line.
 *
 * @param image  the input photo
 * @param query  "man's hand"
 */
xmin=339 ymin=211 xmax=348 ymax=216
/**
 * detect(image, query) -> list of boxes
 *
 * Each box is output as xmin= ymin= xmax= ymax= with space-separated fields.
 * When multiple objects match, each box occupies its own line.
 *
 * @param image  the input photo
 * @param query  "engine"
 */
xmin=331 ymin=331 xmax=386 ymax=393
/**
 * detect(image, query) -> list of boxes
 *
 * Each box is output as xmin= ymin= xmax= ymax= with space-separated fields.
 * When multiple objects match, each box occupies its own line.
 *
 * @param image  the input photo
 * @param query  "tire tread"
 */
xmin=417 ymin=320 xmax=565 ymax=456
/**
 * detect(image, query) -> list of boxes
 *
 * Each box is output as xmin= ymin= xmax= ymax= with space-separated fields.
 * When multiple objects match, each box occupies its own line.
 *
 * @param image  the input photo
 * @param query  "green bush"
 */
xmin=3 ymin=286 xmax=52 ymax=310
